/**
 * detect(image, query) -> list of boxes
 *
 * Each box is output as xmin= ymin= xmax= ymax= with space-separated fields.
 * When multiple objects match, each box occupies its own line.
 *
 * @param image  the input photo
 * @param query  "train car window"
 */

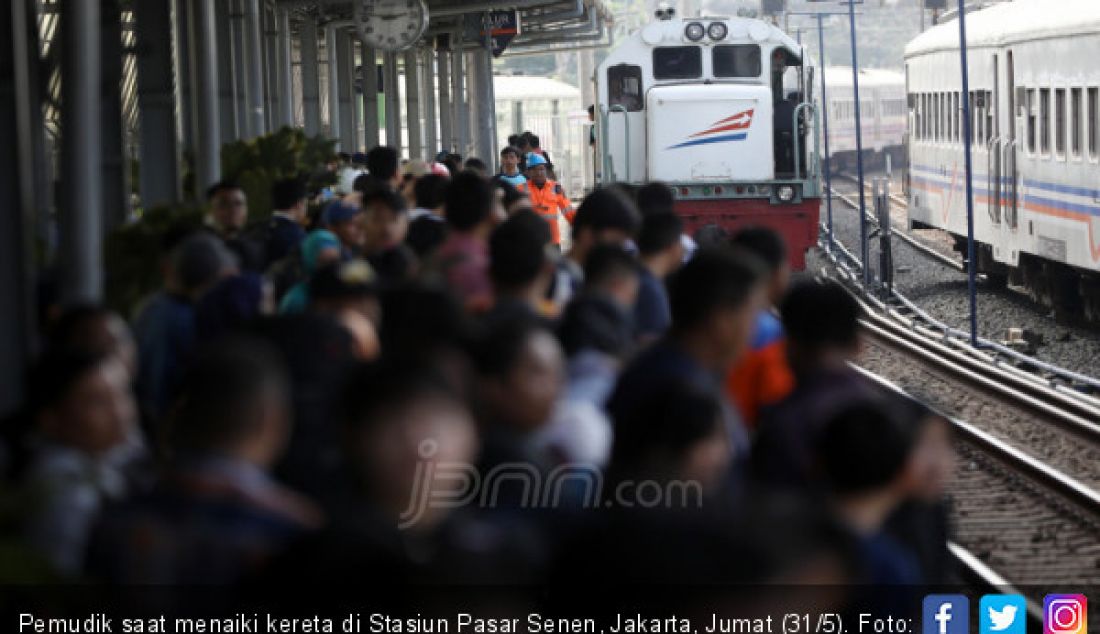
xmin=653 ymin=47 xmax=702 ymax=80
xmin=952 ymin=92 xmax=959 ymax=143
xmin=1040 ymin=88 xmax=1051 ymax=155
xmin=1089 ymin=88 xmax=1098 ymax=159
xmin=1055 ymin=88 xmax=1066 ymax=157
xmin=970 ymin=91 xmax=979 ymax=147
xmin=1026 ymin=88 xmax=1036 ymax=154
xmin=713 ymin=45 xmax=761 ymax=78
xmin=608 ymin=65 xmax=644 ymax=112
xmin=1071 ymin=88 xmax=1083 ymax=158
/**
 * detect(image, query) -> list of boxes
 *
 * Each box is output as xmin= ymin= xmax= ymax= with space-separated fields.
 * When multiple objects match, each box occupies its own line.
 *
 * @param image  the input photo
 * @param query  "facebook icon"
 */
xmin=924 ymin=595 xmax=970 ymax=634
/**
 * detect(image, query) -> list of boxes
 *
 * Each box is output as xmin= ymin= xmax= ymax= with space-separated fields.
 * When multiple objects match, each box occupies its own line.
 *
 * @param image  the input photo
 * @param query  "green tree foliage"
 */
xmin=220 ymin=126 xmax=337 ymax=222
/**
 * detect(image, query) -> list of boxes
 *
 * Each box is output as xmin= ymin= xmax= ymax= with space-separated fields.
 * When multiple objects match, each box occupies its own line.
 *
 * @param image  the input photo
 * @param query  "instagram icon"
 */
xmin=1045 ymin=595 xmax=1087 ymax=634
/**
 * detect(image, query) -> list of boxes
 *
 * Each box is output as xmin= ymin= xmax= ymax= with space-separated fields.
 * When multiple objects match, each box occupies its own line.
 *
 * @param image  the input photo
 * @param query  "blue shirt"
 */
xmin=496 ymin=172 xmax=526 ymax=187
xmin=633 ymin=267 xmax=671 ymax=341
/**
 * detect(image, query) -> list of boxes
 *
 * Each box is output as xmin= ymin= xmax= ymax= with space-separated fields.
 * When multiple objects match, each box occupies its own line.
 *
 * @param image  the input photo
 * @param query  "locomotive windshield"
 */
xmin=653 ymin=47 xmax=702 ymax=80
xmin=713 ymin=45 xmax=762 ymax=78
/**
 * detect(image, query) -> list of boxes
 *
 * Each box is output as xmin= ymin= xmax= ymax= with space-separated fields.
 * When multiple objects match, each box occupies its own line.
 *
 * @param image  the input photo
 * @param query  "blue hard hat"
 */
xmin=526 ymin=152 xmax=548 ymax=168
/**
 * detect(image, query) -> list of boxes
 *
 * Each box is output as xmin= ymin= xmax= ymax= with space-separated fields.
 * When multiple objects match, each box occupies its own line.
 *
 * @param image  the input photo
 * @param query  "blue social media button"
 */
xmin=981 ymin=595 xmax=1027 ymax=634
xmin=925 ymin=595 xmax=970 ymax=634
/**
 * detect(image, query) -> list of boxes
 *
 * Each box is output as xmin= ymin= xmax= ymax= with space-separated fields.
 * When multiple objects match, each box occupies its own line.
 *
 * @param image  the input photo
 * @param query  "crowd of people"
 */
xmin=2 ymin=137 xmax=955 ymax=610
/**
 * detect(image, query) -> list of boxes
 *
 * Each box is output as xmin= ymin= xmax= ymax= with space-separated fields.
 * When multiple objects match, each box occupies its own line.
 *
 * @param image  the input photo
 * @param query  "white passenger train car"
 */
xmin=905 ymin=0 xmax=1100 ymax=320
xmin=821 ymin=66 xmax=907 ymax=171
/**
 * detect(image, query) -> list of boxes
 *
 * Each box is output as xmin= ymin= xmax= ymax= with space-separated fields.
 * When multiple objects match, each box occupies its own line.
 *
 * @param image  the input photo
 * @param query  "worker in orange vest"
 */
xmin=518 ymin=153 xmax=575 ymax=246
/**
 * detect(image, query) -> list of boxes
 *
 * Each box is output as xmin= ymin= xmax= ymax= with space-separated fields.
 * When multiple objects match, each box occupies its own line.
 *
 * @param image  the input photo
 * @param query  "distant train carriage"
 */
xmin=594 ymin=6 xmax=822 ymax=269
xmin=905 ymin=0 xmax=1100 ymax=320
xmin=821 ymin=66 xmax=907 ymax=172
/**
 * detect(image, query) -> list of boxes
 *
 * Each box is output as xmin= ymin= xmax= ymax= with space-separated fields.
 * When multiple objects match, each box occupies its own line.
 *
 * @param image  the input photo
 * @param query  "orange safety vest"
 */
xmin=519 ymin=179 xmax=575 ymax=245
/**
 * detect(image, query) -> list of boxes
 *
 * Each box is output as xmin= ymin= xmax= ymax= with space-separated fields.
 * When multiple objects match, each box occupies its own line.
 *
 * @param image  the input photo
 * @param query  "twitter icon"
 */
xmin=982 ymin=595 xmax=1028 ymax=634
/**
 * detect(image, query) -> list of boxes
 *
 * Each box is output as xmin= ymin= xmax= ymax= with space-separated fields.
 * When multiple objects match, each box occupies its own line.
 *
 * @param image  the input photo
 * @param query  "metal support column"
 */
xmin=383 ymin=51 xmax=401 ymax=150
xmin=263 ymin=4 xmax=280 ymax=132
xmin=465 ymin=50 xmax=478 ymax=157
xmin=100 ymin=0 xmax=130 ymax=228
xmin=471 ymin=45 xmax=495 ymax=162
xmin=404 ymin=48 xmax=422 ymax=160
xmin=817 ymin=14 xmax=835 ymax=252
xmin=173 ymin=0 xmax=195 ymax=159
xmin=336 ymin=29 xmax=356 ymax=152
xmin=278 ymin=8 xmax=294 ymax=127
xmin=325 ymin=24 xmax=340 ymax=140
xmin=957 ymin=0 xmax=979 ymax=346
xmin=229 ymin=0 xmax=249 ymax=138
xmin=244 ymin=0 xmax=265 ymax=137
xmin=437 ymin=45 xmax=452 ymax=153
xmin=0 ymin=0 xmax=41 ymax=414
xmin=215 ymin=0 xmax=238 ymax=142
xmin=136 ymin=0 xmax=181 ymax=206
xmin=452 ymin=48 xmax=468 ymax=155
xmin=59 ymin=0 xmax=103 ymax=303
xmin=846 ymin=0 xmax=870 ymax=287
xmin=349 ymin=38 xmax=362 ymax=152
xmin=300 ymin=19 xmax=321 ymax=136
xmin=188 ymin=0 xmax=221 ymax=196
xmin=361 ymin=46 xmax=380 ymax=148
xmin=423 ymin=47 xmax=438 ymax=158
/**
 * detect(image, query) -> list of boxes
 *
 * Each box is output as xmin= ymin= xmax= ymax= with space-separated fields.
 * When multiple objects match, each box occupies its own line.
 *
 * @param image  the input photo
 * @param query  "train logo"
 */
xmin=667 ymin=109 xmax=754 ymax=150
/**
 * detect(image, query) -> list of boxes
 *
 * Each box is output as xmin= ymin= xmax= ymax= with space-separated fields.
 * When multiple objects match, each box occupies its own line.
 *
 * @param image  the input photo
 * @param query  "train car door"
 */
xmin=991 ymin=54 xmax=1002 ymax=225
xmin=1006 ymin=50 xmax=1019 ymax=229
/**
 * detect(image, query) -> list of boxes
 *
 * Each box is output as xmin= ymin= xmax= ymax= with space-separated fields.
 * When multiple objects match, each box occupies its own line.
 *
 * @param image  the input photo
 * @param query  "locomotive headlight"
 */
xmin=707 ymin=22 xmax=728 ymax=41
xmin=777 ymin=185 xmax=795 ymax=202
xmin=685 ymin=22 xmax=705 ymax=41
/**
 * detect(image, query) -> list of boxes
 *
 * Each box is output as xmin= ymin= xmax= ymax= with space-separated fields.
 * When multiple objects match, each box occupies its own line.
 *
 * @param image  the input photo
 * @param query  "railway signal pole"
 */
xmin=805 ymin=0 xmax=869 ymax=286
xmin=956 ymin=0 xmax=979 ymax=346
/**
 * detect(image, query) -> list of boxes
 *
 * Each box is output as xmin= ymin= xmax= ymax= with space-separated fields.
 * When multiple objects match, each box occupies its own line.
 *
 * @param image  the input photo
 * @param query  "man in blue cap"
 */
xmin=518 ymin=152 xmax=574 ymax=247
xmin=321 ymin=199 xmax=364 ymax=259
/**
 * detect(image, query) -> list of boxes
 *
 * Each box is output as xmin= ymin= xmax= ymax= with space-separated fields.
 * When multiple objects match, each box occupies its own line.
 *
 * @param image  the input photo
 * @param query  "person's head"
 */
xmin=489 ymin=210 xmax=554 ymax=298
xmin=442 ymin=153 xmax=464 ymax=177
xmin=362 ymin=188 xmax=409 ymax=253
xmin=816 ymin=398 xmax=952 ymax=531
xmin=336 ymin=152 xmax=352 ymax=167
xmin=610 ymin=380 xmax=729 ymax=491
xmin=668 ymin=248 xmax=767 ymax=369
xmin=471 ymin=318 xmax=564 ymax=432
xmin=526 ymin=132 xmax=541 ymax=150
xmin=172 ymin=337 xmax=290 ymax=468
xmin=500 ymin=147 xmax=521 ymax=174
xmin=171 ymin=233 xmax=238 ymax=299
xmin=637 ymin=212 xmax=685 ymax=275
xmin=31 ymin=349 xmax=137 ymax=456
xmin=444 ymin=170 xmax=495 ymax=233
xmin=730 ymin=227 xmax=790 ymax=304
xmin=399 ymin=160 xmax=430 ymax=205
xmin=47 ymin=305 xmax=137 ymax=378
xmin=322 ymin=199 xmax=365 ymax=250
xmin=272 ymin=177 xmax=308 ymax=222
xmin=464 ymin=157 xmax=489 ymax=178
xmin=515 ymin=134 xmax=531 ymax=152
xmin=525 ymin=152 xmax=550 ymax=187
xmin=583 ymin=244 xmax=641 ymax=311
xmin=557 ymin=292 xmax=634 ymax=361
xmin=379 ymin=284 xmax=475 ymax=394
xmin=310 ymin=261 xmax=381 ymax=359
xmin=342 ymin=360 xmax=477 ymax=528
xmin=498 ymin=181 xmax=532 ymax=215
xmin=571 ymin=186 xmax=641 ymax=262
xmin=636 ymin=181 xmax=676 ymax=217
xmin=587 ymin=105 xmax=595 ymax=121
xmin=781 ymin=279 xmax=862 ymax=372
xmin=350 ymin=152 xmax=367 ymax=168
xmin=195 ymin=273 xmax=268 ymax=341
xmin=300 ymin=229 xmax=343 ymax=275
xmin=414 ymin=173 xmax=449 ymax=214
xmin=507 ymin=134 xmax=522 ymax=149
xmin=366 ymin=146 xmax=400 ymax=186
xmin=693 ymin=224 xmax=731 ymax=250
xmin=206 ymin=181 xmax=248 ymax=234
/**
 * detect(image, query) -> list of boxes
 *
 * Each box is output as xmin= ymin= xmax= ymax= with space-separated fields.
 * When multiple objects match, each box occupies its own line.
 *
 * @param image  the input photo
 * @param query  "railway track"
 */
xmin=818 ymin=267 xmax=1100 ymax=607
